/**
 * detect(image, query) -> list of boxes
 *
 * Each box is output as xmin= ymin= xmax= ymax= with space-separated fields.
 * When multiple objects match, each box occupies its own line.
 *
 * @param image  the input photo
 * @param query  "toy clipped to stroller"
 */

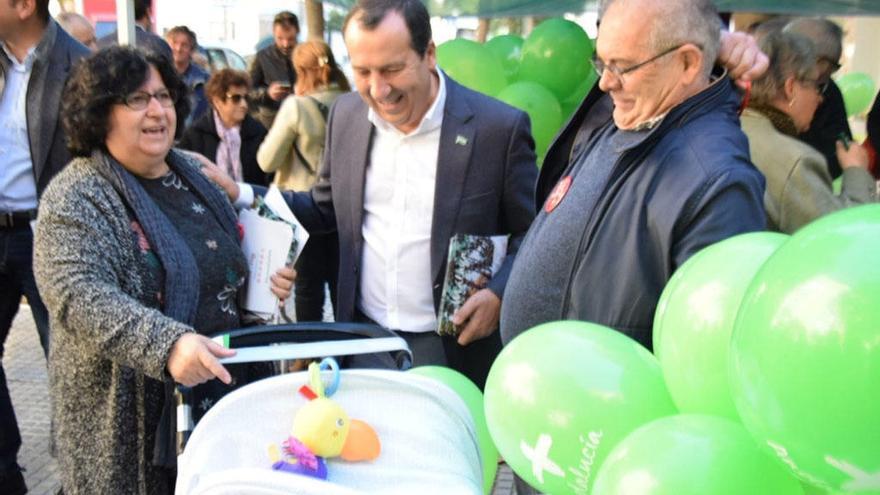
xmin=175 ymin=323 xmax=485 ymax=494
xmin=268 ymin=358 xmax=380 ymax=479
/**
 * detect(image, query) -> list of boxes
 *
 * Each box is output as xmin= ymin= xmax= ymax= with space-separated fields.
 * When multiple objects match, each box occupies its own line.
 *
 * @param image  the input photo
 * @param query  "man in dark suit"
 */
xmin=96 ymin=0 xmax=172 ymax=62
xmin=213 ymin=0 xmax=536 ymax=388
xmin=0 ymin=1 xmax=90 ymax=493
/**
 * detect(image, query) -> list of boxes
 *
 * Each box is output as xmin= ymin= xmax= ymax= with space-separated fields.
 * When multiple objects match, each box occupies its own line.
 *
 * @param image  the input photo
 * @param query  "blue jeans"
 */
xmin=0 ymin=226 xmax=50 ymax=471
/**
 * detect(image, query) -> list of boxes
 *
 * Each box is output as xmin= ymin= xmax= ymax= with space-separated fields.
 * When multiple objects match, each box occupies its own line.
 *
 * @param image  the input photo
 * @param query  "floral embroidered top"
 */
xmin=134 ymin=170 xmax=247 ymax=334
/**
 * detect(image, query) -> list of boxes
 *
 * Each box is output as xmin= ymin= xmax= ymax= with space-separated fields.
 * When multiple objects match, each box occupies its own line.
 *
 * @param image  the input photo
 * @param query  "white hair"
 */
xmin=599 ymin=0 xmax=721 ymax=78
xmin=784 ymin=17 xmax=843 ymax=61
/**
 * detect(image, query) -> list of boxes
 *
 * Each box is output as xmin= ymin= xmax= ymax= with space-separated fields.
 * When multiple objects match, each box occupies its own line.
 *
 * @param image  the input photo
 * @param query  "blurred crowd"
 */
xmin=0 ymin=0 xmax=877 ymax=493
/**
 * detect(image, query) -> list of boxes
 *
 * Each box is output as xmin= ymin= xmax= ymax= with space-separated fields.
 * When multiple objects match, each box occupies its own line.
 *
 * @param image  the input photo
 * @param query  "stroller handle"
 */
xmin=176 ymin=322 xmax=413 ymax=457
xmin=218 ymin=336 xmax=409 ymax=364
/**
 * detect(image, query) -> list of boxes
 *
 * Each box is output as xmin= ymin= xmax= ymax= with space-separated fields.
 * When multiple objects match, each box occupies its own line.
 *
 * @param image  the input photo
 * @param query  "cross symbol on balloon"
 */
xmin=825 ymin=456 xmax=880 ymax=490
xmin=520 ymin=433 xmax=565 ymax=484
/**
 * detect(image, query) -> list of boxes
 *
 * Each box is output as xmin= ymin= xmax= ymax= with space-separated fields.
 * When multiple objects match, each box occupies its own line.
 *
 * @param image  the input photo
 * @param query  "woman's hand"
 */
xmin=167 ymin=333 xmax=236 ymax=387
xmin=184 ymin=150 xmax=241 ymax=202
xmin=271 ymin=266 xmax=297 ymax=304
xmin=836 ymin=140 xmax=870 ymax=171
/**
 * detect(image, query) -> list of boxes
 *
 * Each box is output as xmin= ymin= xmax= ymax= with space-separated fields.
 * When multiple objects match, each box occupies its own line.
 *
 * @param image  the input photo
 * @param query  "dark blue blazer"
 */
xmin=0 ymin=20 xmax=90 ymax=197
xmin=281 ymin=75 xmax=538 ymax=386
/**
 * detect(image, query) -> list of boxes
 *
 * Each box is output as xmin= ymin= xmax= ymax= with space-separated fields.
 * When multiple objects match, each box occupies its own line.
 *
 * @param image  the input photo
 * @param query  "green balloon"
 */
xmin=802 ymin=482 xmax=853 ymax=495
xmin=730 ymin=205 xmax=880 ymax=492
xmin=832 ymin=176 xmax=843 ymax=195
xmin=519 ymin=18 xmax=594 ymax=101
xmin=485 ymin=35 xmax=524 ymax=81
xmin=560 ymin=70 xmax=598 ymax=121
xmin=592 ymin=415 xmax=805 ymax=495
xmin=409 ymin=366 xmax=498 ymax=494
xmin=484 ymin=321 xmax=677 ymax=495
xmin=654 ymin=232 xmax=788 ymax=420
xmin=437 ymin=39 xmax=507 ymax=97
xmin=836 ymin=72 xmax=876 ymax=116
xmin=497 ymin=81 xmax=562 ymax=161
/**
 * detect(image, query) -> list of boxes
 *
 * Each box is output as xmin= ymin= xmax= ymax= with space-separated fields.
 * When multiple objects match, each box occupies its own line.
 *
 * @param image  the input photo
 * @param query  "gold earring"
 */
xmin=789 ymin=97 xmax=796 ymax=108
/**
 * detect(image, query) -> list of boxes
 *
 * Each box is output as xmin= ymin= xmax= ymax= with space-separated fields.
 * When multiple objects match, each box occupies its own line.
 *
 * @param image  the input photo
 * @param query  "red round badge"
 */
xmin=544 ymin=176 xmax=572 ymax=213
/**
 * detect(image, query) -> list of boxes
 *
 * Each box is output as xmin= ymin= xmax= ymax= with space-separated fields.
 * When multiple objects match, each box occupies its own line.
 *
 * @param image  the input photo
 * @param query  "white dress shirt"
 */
xmin=358 ymin=72 xmax=447 ymax=332
xmin=0 ymin=43 xmax=38 ymax=212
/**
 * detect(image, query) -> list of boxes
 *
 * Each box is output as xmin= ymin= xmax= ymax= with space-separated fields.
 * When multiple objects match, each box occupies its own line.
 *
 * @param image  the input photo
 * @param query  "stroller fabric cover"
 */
xmin=176 ymin=369 xmax=484 ymax=494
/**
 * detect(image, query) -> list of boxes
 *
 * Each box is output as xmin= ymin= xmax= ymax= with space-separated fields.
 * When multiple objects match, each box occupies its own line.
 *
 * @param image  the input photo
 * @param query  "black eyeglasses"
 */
xmin=223 ymin=93 xmax=248 ymax=104
xmin=121 ymin=89 xmax=176 ymax=110
xmin=592 ymin=44 xmax=686 ymax=81
xmin=818 ymin=56 xmax=842 ymax=74
xmin=801 ymin=77 xmax=829 ymax=96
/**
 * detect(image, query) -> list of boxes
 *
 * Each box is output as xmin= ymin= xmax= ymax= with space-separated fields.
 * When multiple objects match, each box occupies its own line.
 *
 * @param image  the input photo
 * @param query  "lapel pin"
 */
xmin=455 ymin=135 xmax=469 ymax=146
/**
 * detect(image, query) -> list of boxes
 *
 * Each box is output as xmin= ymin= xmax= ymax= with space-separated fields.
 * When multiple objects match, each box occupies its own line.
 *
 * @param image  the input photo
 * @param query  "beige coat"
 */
xmin=741 ymin=108 xmax=877 ymax=233
xmin=257 ymin=87 xmax=345 ymax=191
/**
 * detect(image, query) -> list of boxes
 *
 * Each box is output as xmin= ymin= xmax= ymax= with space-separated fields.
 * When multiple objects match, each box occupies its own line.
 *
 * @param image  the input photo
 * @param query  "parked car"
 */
xmin=197 ymin=44 xmax=248 ymax=72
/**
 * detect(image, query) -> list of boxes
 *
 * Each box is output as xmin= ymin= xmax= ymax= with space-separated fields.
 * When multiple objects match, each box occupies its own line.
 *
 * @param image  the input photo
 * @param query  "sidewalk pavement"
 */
xmin=6 ymin=304 xmax=516 ymax=494
xmin=6 ymin=307 xmax=60 ymax=494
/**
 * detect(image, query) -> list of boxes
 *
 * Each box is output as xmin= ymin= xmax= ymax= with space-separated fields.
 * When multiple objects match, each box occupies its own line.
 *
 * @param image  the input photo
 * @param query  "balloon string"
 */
xmin=738 ymin=80 xmax=752 ymax=116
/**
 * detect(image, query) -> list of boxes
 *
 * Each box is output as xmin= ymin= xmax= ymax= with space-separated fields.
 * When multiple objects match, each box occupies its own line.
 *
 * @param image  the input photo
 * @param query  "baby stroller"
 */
xmin=175 ymin=322 xmax=485 ymax=494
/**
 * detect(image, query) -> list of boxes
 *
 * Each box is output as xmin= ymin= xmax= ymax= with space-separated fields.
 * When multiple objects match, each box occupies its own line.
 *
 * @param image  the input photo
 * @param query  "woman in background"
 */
xmin=741 ymin=30 xmax=876 ymax=233
xmin=258 ymin=40 xmax=350 ymax=321
xmin=179 ymin=68 xmax=271 ymax=185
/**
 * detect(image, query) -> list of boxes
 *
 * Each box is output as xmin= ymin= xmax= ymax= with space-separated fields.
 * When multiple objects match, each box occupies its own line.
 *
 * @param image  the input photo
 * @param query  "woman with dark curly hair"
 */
xmin=179 ymin=68 xmax=270 ymax=185
xmin=31 ymin=46 xmax=293 ymax=494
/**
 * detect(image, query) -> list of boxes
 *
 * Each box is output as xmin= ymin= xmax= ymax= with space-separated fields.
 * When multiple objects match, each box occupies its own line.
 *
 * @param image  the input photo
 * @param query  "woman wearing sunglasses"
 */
xmin=179 ymin=68 xmax=271 ymax=185
xmin=741 ymin=30 xmax=876 ymax=233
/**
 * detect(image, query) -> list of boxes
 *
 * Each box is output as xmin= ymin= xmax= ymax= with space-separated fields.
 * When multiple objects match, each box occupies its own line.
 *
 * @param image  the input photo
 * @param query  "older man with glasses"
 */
xmin=500 ymin=0 xmax=767 ymax=363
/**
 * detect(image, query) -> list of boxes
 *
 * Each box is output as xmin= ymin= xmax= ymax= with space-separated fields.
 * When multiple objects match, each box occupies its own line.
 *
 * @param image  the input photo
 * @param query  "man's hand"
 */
xmin=198 ymin=157 xmax=241 ymax=202
xmin=167 ymin=333 xmax=236 ymax=387
xmin=267 ymin=82 xmax=291 ymax=102
xmin=271 ymin=266 xmax=297 ymax=305
xmin=718 ymin=30 xmax=769 ymax=84
xmin=453 ymin=288 xmax=501 ymax=346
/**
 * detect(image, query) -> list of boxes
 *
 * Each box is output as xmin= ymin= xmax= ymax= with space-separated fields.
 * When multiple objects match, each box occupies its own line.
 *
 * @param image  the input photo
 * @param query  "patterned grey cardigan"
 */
xmin=33 ymin=155 xmax=196 ymax=494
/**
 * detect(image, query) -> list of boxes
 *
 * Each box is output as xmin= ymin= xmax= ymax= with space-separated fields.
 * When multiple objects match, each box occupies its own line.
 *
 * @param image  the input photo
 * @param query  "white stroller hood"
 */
xmin=176 ymin=369 xmax=483 ymax=494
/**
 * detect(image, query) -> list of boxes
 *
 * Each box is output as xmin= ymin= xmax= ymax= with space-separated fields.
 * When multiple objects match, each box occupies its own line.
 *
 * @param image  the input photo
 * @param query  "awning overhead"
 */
xmin=326 ymin=0 xmax=880 ymax=17
xmin=715 ymin=0 xmax=880 ymax=16
xmin=323 ymin=0 xmax=592 ymax=17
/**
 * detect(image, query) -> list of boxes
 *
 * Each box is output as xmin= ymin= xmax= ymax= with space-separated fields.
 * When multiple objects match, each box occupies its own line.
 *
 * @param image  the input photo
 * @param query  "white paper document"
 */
xmin=264 ymin=186 xmax=310 ymax=264
xmin=239 ymin=209 xmax=294 ymax=317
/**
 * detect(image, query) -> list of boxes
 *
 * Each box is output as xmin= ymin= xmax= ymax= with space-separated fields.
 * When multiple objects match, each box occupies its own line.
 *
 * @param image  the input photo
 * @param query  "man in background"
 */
xmin=165 ymin=25 xmax=209 ymax=127
xmin=786 ymin=17 xmax=851 ymax=178
xmin=56 ymin=11 xmax=96 ymax=50
xmin=249 ymin=10 xmax=298 ymax=129
xmin=96 ymin=0 xmax=172 ymax=61
xmin=0 ymin=0 xmax=89 ymax=493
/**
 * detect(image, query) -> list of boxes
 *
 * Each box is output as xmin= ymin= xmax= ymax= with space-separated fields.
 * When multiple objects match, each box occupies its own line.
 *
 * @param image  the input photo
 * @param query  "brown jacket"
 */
xmin=257 ymin=87 xmax=344 ymax=191
xmin=741 ymin=108 xmax=877 ymax=233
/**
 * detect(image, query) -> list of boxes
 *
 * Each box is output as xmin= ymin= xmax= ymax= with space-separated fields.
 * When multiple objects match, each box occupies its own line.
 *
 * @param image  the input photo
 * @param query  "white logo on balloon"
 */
xmin=521 ymin=433 xmax=565 ymax=484
xmin=826 ymin=456 xmax=880 ymax=491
